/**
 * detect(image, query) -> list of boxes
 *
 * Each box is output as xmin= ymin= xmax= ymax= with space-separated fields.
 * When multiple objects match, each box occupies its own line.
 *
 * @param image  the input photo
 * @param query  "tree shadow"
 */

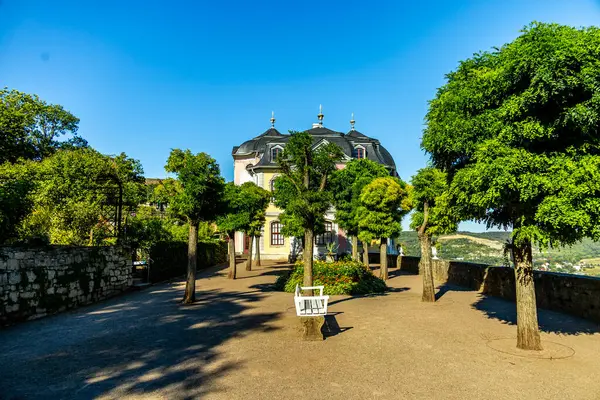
xmin=0 ymin=283 xmax=281 ymax=399
xmin=472 ymin=294 xmax=600 ymax=336
xmin=435 ymin=283 xmax=475 ymax=301
xmin=323 ymin=312 xmax=353 ymax=338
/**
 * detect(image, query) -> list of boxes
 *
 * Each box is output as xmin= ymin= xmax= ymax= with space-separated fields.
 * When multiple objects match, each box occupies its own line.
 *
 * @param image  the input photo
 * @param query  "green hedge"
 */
xmin=148 ymin=240 xmax=227 ymax=283
xmin=275 ymin=260 xmax=387 ymax=295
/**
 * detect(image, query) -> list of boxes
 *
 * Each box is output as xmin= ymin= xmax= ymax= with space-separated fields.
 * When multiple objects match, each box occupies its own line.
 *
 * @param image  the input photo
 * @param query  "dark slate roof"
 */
xmin=233 ymin=125 xmax=396 ymax=170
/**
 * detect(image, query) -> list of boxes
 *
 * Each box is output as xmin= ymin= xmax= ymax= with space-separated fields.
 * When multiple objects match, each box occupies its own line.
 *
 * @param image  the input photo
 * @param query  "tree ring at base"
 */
xmin=486 ymin=338 xmax=574 ymax=359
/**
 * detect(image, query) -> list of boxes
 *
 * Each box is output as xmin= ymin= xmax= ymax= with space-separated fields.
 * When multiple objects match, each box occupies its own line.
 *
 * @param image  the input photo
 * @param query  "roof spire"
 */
xmin=270 ymin=111 xmax=276 ymax=128
xmin=317 ymin=104 xmax=324 ymax=126
xmin=350 ymin=112 xmax=355 ymax=131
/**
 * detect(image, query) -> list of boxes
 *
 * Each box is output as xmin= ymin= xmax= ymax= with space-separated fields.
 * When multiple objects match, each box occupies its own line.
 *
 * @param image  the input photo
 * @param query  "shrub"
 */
xmin=275 ymin=260 xmax=387 ymax=295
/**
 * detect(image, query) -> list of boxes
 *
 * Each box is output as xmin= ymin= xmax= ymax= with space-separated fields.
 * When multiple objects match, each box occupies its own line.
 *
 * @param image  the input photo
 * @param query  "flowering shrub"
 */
xmin=275 ymin=260 xmax=387 ymax=295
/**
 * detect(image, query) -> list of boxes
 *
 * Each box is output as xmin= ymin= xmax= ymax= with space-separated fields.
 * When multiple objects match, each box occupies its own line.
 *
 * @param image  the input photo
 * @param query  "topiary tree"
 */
xmin=274 ymin=131 xmax=344 ymax=294
xmin=422 ymin=22 xmax=600 ymax=350
xmin=329 ymin=159 xmax=390 ymax=262
xmin=165 ymin=149 xmax=225 ymax=303
xmin=238 ymin=182 xmax=270 ymax=271
xmin=217 ymin=182 xmax=250 ymax=279
xmin=358 ymin=177 xmax=412 ymax=280
xmin=410 ymin=167 xmax=458 ymax=302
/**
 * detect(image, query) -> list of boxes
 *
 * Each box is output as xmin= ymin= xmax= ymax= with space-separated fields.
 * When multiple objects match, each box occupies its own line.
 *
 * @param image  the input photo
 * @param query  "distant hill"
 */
xmin=396 ymin=231 xmax=600 ymax=276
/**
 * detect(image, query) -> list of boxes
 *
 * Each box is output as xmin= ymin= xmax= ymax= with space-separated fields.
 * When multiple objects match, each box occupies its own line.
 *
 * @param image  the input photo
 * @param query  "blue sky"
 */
xmin=1 ymin=0 xmax=599 ymax=231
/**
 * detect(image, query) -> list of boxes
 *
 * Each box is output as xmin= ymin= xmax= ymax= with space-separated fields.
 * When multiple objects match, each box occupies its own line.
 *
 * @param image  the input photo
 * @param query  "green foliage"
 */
xmin=275 ymin=260 xmax=387 ymax=295
xmin=0 ymin=161 xmax=37 ymax=243
xmin=217 ymin=182 xmax=251 ymax=235
xmin=329 ymin=159 xmax=390 ymax=237
xmin=148 ymin=240 xmax=227 ymax=283
xmin=239 ymin=181 xmax=270 ymax=237
xmin=410 ymin=167 xmax=458 ymax=236
xmin=274 ymin=131 xmax=344 ymax=233
xmin=164 ymin=149 xmax=225 ymax=224
xmin=0 ymin=88 xmax=83 ymax=163
xmin=357 ymin=177 xmax=412 ymax=243
xmin=422 ymin=22 xmax=600 ymax=249
xmin=0 ymin=149 xmax=145 ymax=245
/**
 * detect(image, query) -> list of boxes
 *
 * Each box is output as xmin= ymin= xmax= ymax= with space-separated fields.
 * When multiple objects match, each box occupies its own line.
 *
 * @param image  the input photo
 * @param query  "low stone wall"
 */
xmin=397 ymin=256 xmax=600 ymax=323
xmin=0 ymin=246 xmax=132 ymax=325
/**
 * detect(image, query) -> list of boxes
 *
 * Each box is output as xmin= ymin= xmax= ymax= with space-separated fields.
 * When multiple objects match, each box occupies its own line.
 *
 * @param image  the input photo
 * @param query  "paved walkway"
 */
xmin=1 ymin=262 xmax=600 ymax=400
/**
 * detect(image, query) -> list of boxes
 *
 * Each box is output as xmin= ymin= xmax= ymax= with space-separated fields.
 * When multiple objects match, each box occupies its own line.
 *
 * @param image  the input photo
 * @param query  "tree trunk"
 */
xmin=352 ymin=236 xmax=358 ymax=261
xmin=514 ymin=241 xmax=542 ymax=350
xmin=227 ymin=233 xmax=236 ymax=279
xmin=246 ymin=235 xmax=253 ymax=271
xmin=419 ymin=233 xmax=435 ymax=302
xmin=363 ymin=240 xmax=370 ymax=269
xmin=303 ymin=229 xmax=314 ymax=295
xmin=183 ymin=222 xmax=198 ymax=304
xmin=380 ymin=238 xmax=388 ymax=280
xmin=255 ymin=235 xmax=261 ymax=266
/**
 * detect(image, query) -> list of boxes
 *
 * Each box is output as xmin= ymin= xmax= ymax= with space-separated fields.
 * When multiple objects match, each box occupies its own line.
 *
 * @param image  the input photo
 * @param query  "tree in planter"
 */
xmin=237 ymin=182 xmax=271 ymax=271
xmin=273 ymin=131 xmax=344 ymax=294
xmin=422 ymin=22 xmax=600 ymax=350
xmin=165 ymin=149 xmax=225 ymax=303
xmin=217 ymin=183 xmax=250 ymax=279
xmin=358 ymin=177 xmax=411 ymax=280
xmin=410 ymin=167 xmax=458 ymax=302
xmin=329 ymin=159 xmax=390 ymax=262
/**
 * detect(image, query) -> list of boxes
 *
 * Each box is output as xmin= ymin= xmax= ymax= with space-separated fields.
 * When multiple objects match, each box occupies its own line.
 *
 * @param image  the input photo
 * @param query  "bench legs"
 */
xmin=299 ymin=316 xmax=325 ymax=341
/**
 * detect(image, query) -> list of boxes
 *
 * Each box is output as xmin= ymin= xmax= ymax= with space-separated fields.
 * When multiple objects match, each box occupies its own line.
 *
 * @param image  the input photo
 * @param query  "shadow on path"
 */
xmin=0 ymin=283 xmax=281 ymax=399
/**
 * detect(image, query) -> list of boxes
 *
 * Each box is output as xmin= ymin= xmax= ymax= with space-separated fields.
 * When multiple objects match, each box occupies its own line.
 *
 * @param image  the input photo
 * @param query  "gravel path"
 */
xmin=1 ymin=262 xmax=599 ymax=399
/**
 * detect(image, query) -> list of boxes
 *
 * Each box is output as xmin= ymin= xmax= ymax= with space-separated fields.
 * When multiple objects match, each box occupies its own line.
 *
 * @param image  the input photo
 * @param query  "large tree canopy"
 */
xmin=422 ymin=22 xmax=600 ymax=350
xmin=0 ymin=88 xmax=85 ymax=163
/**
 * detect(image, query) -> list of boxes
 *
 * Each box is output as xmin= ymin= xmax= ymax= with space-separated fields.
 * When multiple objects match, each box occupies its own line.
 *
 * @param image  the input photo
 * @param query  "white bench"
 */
xmin=294 ymin=285 xmax=329 ymax=317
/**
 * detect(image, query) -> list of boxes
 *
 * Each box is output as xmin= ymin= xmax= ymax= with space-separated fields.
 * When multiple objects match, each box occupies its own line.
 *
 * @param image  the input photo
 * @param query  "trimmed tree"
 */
xmin=165 ymin=149 xmax=225 ymax=303
xmin=410 ymin=167 xmax=458 ymax=302
xmin=422 ymin=22 xmax=600 ymax=350
xmin=358 ymin=177 xmax=412 ymax=280
xmin=217 ymin=183 xmax=250 ymax=279
xmin=274 ymin=131 xmax=343 ymax=294
xmin=238 ymin=182 xmax=270 ymax=271
xmin=329 ymin=159 xmax=390 ymax=262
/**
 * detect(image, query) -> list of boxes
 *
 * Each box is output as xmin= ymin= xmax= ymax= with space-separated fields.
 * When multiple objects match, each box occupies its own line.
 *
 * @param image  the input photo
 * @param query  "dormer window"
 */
xmin=271 ymin=146 xmax=283 ymax=162
xmin=353 ymin=145 xmax=366 ymax=159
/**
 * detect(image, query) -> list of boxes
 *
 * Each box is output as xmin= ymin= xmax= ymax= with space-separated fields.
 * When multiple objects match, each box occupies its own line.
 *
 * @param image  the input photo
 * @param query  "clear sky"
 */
xmin=1 ymin=0 xmax=599 ymax=231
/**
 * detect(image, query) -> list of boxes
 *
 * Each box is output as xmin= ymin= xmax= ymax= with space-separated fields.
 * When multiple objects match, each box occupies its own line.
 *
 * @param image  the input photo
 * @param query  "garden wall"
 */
xmin=397 ymin=255 xmax=600 ymax=323
xmin=148 ymin=241 xmax=227 ymax=283
xmin=0 ymin=246 xmax=132 ymax=325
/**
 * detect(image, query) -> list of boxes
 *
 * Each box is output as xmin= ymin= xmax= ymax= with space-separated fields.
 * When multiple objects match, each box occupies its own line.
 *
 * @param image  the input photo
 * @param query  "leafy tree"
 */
xmin=217 ymin=183 xmax=250 ymax=279
xmin=329 ymin=159 xmax=390 ymax=262
xmin=410 ymin=167 xmax=458 ymax=302
xmin=164 ymin=149 xmax=225 ymax=303
xmin=4 ymin=149 xmax=144 ymax=245
xmin=274 ymin=131 xmax=344 ymax=293
xmin=0 ymin=162 xmax=37 ymax=243
xmin=422 ymin=22 xmax=600 ymax=350
xmin=358 ymin=177 xmax=411 ymax=280
xmin=0 ymin=88 xmax=82 ymax=163
xmin=238 ymin=182 xmax=270 ymax=270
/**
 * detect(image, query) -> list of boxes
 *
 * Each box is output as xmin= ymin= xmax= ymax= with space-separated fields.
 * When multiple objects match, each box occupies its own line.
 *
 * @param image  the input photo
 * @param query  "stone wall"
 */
xmin=398 ymin=255 xmax=600 ymax=323
xmin=0 ymin=246 xmax=132 ymax=325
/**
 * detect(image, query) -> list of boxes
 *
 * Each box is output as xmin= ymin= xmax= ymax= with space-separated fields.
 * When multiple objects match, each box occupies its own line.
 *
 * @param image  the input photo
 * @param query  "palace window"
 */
xmin=270 ymin=221 xmax=284 ymax=246
xmin=352 ymin=146 xmax=366 ymax=159
xmin=270 ymin=178 xmax=276 ymax=203
xmin=271 ymin=146 xmax=283 ymax=162
xmin=315 ymin=221 xmax=334 ymax=245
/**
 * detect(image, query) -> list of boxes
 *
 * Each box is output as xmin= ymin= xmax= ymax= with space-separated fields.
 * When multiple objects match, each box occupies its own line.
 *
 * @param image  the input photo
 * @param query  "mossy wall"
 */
xmin=0 ymin=245 xmax=132 ymax=325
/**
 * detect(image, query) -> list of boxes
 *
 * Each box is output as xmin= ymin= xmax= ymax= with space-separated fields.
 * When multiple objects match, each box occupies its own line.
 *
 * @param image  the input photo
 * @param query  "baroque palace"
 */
xmin=232 ymin=109 xmax=398 ymax=261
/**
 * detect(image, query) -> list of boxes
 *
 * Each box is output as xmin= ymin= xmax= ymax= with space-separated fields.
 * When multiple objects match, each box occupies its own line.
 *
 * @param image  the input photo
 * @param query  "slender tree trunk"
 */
xmin=362 ymin=240 xmax=370 ymax=269
xmin=514 ymin=241 xmax=542 ymax=350
xmin=255 ymin=235 xmax=261 ymax=266
xmin=380 ymin=238 xmax=388 ymax=280
xmin=419 ymin=233 xmax=435 ymax=302
xmin=228 ymin=233 xmax=236 ymax=279
xmin=183 ymin=221 xmax=198 ymax=304
xmin=246 ymin=235 xmax=253 ymax=271
xmin=352 ymin=236 xmax=358 ymax=261
xmin=303 ymin=229 xmax=314 ymax=295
